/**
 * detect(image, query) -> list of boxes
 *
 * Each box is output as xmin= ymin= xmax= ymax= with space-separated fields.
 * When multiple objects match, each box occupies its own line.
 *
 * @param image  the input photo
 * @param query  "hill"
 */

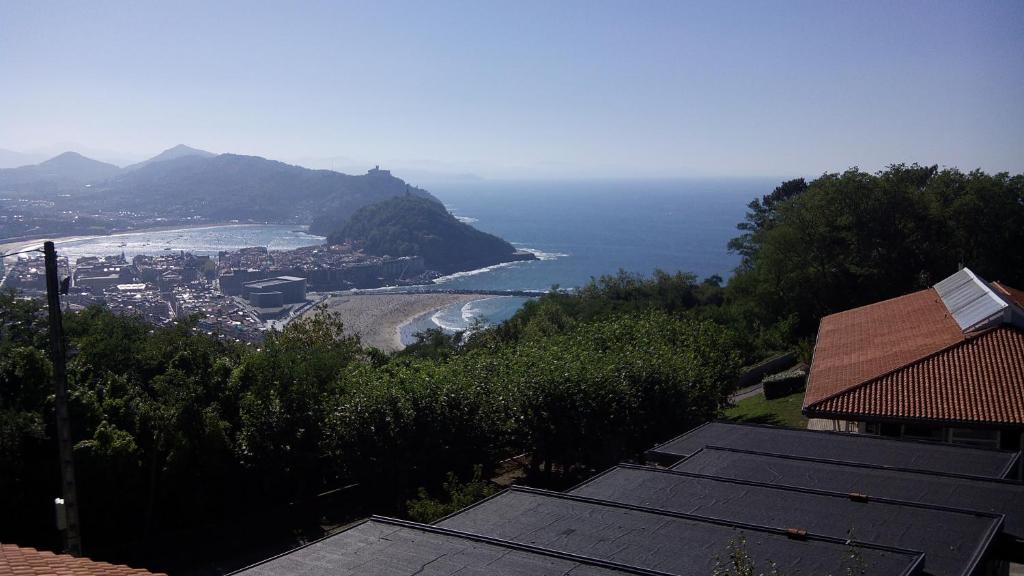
xmin=0 ymin=151 xmax=121 ymax=186
xmin=96 ymin=155 xmax=435 ymax=228
xmin=0 ymin=149 xmax=438 ymax=231
xmin=328 ymin=194 xmax=535 ymax=273
xmin=123 ymin=144 xmax=215 ymax=171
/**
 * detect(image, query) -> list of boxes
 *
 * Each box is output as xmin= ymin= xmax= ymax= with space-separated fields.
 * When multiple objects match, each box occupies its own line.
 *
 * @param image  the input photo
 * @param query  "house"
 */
xmin=801 ymin=268 xmax=1024 ymax=450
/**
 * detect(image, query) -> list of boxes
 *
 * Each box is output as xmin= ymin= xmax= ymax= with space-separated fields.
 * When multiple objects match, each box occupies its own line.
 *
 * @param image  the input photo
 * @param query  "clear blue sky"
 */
xmin=1 ymin=0 xmax=1021 ymax=178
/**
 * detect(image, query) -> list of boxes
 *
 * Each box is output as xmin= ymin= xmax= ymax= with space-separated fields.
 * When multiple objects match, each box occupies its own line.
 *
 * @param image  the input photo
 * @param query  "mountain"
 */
xmin=123 ymin=144 xmax=215 ymax=171
xmin=0 ymin=148 xmax=468 ymax=241
xmin=328 ymin=194 xmax=535 ymax=273
xmin=0 ymin=148 xmax=47 ymax=169
xmin=90 ymin=155 xmax=436 ymax=229
xmin=0 ymin=151 xmax=121 ymax=187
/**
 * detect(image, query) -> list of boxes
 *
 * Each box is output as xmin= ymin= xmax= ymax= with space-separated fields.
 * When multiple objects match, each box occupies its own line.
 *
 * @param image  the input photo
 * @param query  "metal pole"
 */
xmin=44 ymin=241 xmax=82 ymax=556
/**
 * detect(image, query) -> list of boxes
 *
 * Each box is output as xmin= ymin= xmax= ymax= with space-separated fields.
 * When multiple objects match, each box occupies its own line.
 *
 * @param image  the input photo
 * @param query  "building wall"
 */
xmin=857 ymin=420 xmax=1022 ymax=451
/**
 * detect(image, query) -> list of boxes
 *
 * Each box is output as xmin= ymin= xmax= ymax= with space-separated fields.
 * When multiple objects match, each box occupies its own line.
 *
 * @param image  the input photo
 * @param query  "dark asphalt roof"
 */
xmin=232 ymin=517 xmax=666 ymax=576
xmin=437 ymin=487 xmax=925 ymax=576
xmin=567 ymin=465 xmax=1000 ymax=576
xmin=646 ymin=422 xmax=1020 ymax=478
xmin=671 ymin=446 xmax=1024 ymax=545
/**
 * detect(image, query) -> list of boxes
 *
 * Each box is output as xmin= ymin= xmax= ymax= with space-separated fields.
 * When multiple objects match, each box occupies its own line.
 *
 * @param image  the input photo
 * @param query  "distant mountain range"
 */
xmin=0 ymin=148 xmax=48 ymax=169
xmin=0 ymin=145 xmax=438 ymax=234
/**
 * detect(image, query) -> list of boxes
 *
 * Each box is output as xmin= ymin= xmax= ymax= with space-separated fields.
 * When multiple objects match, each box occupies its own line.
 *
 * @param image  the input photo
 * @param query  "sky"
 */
xmin=1 ymin=0 xmax=1022 ymax=179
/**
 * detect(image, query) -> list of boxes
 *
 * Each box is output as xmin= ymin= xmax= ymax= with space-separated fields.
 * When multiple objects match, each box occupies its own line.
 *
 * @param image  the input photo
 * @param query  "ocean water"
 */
xmin=400 ymin=296 xmax=534 ymax=345
xmin=23 ymin=179 xmax=773 ymax=338
xmin=44 ymin=224 xmax=324 ymax=261
xmin=427 ymin=178 xmax=766 ymax=291
xmin=399 ymin=178 xmax=770 ymax=337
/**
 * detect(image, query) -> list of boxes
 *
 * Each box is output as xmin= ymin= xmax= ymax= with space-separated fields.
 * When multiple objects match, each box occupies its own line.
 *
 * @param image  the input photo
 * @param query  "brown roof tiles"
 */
xmin=803 ymin=288 xmax=964 ymax=407
xmin=0 ymin=544 xmax=163 ymax=576
xmin=992 ymin=281 xmax=1024 ymax=309
xmin=808 ymin=327 xmax=1024 ymax=424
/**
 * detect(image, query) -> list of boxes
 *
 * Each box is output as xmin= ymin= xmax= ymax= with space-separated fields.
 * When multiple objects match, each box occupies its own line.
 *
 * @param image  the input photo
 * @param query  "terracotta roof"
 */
xmin=807 ymin=327 xmax=1024 ymax=425
xmin=992 ymin=281 xmax=1024 ymax=308
xmin=0 ymin=544 xmax=163 ymax=576
xmin=803 ymin=288 xmax=964 ymax=407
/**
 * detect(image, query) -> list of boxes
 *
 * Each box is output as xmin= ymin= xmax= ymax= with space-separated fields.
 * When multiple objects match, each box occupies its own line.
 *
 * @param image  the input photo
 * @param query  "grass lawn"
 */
xmin=724 ymin=390 xmax=808 ymax=428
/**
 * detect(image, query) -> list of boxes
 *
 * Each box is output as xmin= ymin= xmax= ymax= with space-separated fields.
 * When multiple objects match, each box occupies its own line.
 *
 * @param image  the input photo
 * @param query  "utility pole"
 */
xmin=44 ymin=241 xmax=82 ymax=556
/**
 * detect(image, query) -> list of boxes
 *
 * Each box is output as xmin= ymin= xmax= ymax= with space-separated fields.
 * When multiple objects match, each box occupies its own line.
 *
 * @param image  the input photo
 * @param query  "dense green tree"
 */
xmin=727 ymin=165 xmax=1024 ymax=337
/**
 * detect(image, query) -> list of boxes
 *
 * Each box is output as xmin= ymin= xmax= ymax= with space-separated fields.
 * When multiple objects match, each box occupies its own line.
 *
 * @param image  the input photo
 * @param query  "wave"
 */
xmin=521 ymin=247 xmax=568 ymax=261
xmin=430 ymin=306 xmax=466 ymax=331
xmin=431 ymin=247 xmax=565 ymax=284
xmin=455 ymin=215 xmax=479 ymax=224
xmin=432 ymin=261 xmax=523 ymax=283
xmin=461 ymin=296 xmax=502 ymax=322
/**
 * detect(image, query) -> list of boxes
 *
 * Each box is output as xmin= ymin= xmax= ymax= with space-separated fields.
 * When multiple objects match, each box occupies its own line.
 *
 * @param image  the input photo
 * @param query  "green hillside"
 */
xmin=329 ymin=194 xmax=531 ymax=272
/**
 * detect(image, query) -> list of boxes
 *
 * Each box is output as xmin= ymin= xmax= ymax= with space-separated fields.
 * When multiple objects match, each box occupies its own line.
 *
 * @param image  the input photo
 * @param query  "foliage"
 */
xmin=5 ymin=163 xmax=1020 ymax=570
xmin=0 ymin=291 xmax=739 ymax=564
xmin=713 ymin=537 xmax=782 ymax=576
xmin=328 ymin=194 xmax=520 ymax=272
xmin=406 ymin=466 xmax=498 ymax=524
xmin=727 ymin=165 xmax=1024 ymax=336
xmin=712 ymin=535 xmax=866 ymax=576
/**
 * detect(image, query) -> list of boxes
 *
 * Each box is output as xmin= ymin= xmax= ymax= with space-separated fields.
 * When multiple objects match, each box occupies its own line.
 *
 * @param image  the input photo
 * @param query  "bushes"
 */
xmin=0 ymin=296 xmax=740 ymax=563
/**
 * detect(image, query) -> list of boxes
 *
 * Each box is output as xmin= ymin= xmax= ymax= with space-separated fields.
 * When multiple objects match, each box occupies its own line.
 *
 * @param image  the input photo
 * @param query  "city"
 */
xmin=0 ymin=244 xmax=430 ymax=343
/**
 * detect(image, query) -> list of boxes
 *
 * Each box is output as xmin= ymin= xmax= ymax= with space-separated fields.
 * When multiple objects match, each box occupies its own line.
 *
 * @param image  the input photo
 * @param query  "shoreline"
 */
xmin=309 ymin=292 xmax=492 ymax=352
xmin=0 ymin=221 xmax=322 ymax=257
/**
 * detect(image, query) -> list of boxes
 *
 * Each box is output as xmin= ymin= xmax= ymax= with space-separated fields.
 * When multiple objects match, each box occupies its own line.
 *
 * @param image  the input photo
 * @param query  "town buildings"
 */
xmin=217 ymin=244 xmax=426 ymax=293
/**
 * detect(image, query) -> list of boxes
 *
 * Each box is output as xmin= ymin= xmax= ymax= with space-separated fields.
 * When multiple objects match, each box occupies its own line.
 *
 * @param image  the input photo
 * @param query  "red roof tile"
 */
xmin=992 ymin=281 xmax=1024 ymax=309
xmin=0 ymin=543 xmax=164 ymax=576
xmin=803 ymin=288 xmax=964 ymax=407
xmin=807 ymin=327 xmax=1024 ymax=425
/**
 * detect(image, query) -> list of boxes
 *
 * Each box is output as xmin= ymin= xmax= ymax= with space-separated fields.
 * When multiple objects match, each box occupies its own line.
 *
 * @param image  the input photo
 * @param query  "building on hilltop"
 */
xmin=802 ymin=267 xmax=1024 ymax=450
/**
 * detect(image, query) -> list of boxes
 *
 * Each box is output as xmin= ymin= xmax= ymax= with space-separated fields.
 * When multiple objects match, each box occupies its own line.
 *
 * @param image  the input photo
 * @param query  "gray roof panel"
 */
xmin=671 ymin=446 xmax=1024 ymax=544
xmin=646 ymin=422 xmax=1020 ymax=478
xmin=568 ymin=465 xmax=1000 ymax=576
xmin=437 ymin=488 xmax=925 ymax=576
xmin=232 ymin=518 xmax=661 ymax=576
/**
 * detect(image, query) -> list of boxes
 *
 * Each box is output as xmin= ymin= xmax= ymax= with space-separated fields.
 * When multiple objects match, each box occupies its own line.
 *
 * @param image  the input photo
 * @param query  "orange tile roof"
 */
xmin=803 ymin=288 xmax=964 ymax=407
xmin=992 ymin=281 xmax=1024 ymax=308
xmin=0 ymin=544 xmax=164 ymax=576
xmin=807 ymin=327 xmax=1024 ymax=425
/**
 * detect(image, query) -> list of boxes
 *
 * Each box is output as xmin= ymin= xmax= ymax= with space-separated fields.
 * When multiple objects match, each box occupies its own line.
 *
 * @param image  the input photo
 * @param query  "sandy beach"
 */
xmin=307 ymin=292 xmax=489 ymax=352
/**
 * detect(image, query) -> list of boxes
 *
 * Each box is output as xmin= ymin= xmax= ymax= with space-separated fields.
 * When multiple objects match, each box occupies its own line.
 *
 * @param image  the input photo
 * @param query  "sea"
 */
xmin=24 ymin=178 xmax=776 ymax=341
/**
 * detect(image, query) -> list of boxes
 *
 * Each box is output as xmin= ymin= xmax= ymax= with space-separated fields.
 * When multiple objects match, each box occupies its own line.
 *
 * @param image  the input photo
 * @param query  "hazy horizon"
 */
xmin=2 ymin=1 xmax=1022 ymax=179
